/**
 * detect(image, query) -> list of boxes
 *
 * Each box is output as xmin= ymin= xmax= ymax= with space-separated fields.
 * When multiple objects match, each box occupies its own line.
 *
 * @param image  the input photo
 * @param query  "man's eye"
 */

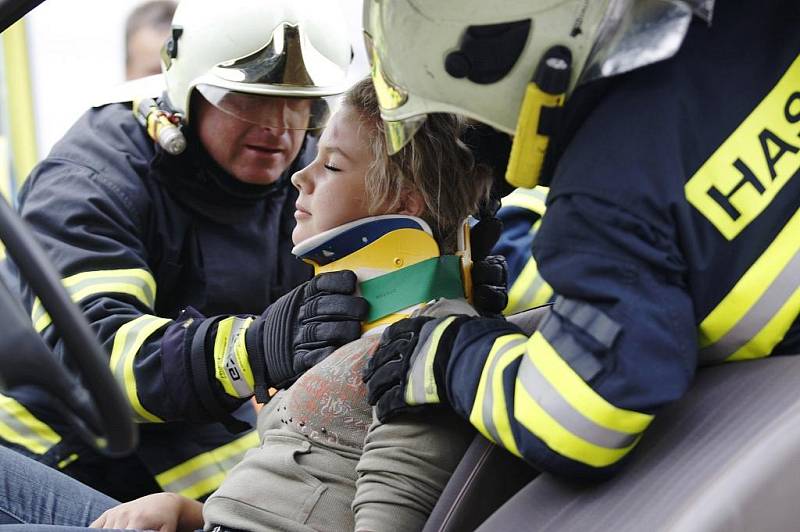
xmin=324 ymin=163 xmax=341 ymax=172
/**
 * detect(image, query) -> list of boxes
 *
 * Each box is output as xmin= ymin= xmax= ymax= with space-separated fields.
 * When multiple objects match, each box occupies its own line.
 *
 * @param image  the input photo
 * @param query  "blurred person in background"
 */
xmin=124 ymin=0 xmax=176 ymax=80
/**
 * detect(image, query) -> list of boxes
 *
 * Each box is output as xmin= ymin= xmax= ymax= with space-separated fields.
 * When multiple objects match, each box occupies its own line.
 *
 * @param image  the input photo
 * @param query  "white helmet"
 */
xmin=162 ymin=0 xmax=353 ymax=129
xmin=364 ymin=0 xmax=713 ymax=155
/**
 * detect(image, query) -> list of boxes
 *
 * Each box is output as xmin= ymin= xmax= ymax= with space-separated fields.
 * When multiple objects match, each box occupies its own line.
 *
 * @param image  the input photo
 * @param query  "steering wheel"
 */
xmin=0 ymin=195 xmax=137 ymax=456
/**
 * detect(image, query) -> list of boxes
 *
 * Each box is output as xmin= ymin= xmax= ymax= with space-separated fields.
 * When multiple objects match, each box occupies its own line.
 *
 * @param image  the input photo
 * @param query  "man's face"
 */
xmin=194 ymin=94 xmax=307 ymax=185
xmin=290 ymin=105 xmax=374 ymax=244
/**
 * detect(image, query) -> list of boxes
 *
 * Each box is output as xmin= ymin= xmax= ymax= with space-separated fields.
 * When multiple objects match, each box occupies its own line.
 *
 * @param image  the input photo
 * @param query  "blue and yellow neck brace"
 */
xmin=292 ymin=215 xmax=467 ymax=332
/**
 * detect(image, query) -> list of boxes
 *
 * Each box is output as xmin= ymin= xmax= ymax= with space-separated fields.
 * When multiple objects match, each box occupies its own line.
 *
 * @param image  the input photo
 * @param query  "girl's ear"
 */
xmin=397 ymin=189 xmax=425 ymax=217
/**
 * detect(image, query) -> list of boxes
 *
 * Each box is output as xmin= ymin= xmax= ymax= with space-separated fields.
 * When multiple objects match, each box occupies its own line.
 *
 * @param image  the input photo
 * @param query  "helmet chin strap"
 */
xmin=293 ymin=215 xmax=466 ymax=333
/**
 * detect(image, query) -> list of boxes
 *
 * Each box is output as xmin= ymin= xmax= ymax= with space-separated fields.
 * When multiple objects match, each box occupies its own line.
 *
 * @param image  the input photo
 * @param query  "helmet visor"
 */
xmin=196 ymin=84 xmax=339 ymax=131
xmin=363 ymin=32 xmax=427 ymax=154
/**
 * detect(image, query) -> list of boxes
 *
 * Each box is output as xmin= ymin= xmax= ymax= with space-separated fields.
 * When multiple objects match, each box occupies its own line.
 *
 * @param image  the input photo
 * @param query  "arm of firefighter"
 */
xmin=494 ymin=187 xmax=553 ymax=314
xmin=12 ymin=164 xmax=248 ymax=428
xmin=444 ymin=193 xmax=697 ymax=480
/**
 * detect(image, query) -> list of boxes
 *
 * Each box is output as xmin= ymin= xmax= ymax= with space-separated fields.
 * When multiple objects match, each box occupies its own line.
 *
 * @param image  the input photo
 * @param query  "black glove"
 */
xmin=363 ymin=315 xmax=469 ymax=422
xmin=472 ymin=255 xmax=508 ymax=317
xmin=247 ymin=270 xmax=368 ymax=401
xmin=470 ymin=216 xmax=508 ymax=317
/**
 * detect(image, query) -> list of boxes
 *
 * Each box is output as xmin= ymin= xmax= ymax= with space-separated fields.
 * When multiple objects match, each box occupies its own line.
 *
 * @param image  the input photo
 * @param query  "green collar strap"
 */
xmin=359 ymin=255 xmax=464 ymax=323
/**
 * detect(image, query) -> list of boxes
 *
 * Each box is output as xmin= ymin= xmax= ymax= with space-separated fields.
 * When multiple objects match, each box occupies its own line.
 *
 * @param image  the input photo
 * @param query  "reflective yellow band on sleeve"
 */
xmin=500 ymin=186 xmax=549 ymax=215
xmin=213 ymin=316 xmax=255 ymax=398
xmin=514 ymin=332 xmax=652 ymax=467
xmin=505 ymin=240 xmax=553 ymax=315
xmin=56 ymin=453 xmax=79 ymax=469
xmin=405 ymin=316 xmax=457 ymax=405
xmin=32 ymin=268 xmax=157 ymax=332
xmin=155 ymin=430 xmax=260 ymax=499
xmin=109 ymin=314 xmax=170 ymax=423
xmin=0 ymin=394 xmax=60 ymax=454
xmin=469 ymin=334 xmax=527 ymax=457
xmin=699 ymin=208 xmax=800 ymax=364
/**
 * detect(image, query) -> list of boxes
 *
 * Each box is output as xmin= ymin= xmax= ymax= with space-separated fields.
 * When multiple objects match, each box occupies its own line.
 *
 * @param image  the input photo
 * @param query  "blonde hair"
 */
xmin=344 ymin=78 xmax=491 ymax=254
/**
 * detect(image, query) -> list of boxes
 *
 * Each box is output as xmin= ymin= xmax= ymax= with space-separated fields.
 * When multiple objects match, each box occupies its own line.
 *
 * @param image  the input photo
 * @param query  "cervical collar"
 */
xmin=292 ymin=215 xmax=465 ymax=331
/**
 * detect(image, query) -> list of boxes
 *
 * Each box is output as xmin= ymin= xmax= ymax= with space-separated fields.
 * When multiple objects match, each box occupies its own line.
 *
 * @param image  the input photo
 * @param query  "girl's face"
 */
xmin=291 ymin=106 xmax=375 ymax=244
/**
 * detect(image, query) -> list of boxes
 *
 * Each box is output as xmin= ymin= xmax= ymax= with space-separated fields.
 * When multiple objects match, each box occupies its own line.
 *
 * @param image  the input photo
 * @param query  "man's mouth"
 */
xmin=246 ymin=145 xmax=282 ymax=154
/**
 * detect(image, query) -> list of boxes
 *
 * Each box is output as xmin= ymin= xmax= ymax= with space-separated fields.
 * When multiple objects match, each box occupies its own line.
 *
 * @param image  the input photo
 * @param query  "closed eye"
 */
xmin=324 ymin=164 xmax=341 ymax=172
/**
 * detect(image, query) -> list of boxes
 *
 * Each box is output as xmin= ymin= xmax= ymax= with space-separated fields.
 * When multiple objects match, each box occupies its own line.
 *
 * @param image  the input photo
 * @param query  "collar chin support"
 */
xmin=293 ymin=215 xmax=467 ymax=330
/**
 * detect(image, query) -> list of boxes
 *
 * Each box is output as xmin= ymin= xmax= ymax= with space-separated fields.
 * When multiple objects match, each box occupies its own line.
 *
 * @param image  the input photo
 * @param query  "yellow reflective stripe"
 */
xmin=501 ymin=186 xmax=548 ymax=214
xmin=405 ymin=316 xmax=457 ymax=405
xmin=0 ymin=394 xmax=60 ymax=454
xmin=505 ymin=252 xmax=553 ymax=315
xmin=109 ymin=315 xmax=170 ymax=423
xmin=729 ymin=287 xmax=800 ymax=362
xmin=528 ymin=332 xmax=652 ymax=433
xmin=699 ymin=208 xmax=800 ymax=362
xmin=213 ymin=317 xmax=255 ymax=398
xmin=515 ymin=381 xmax=640 ymax=468
xmin=32 ymin=268 xmax=157 ymax=332
xmin=469 ymin=334 xmax=526 ymax=457
xmin=514 ymin=332 xmax=652 ymax=467
xmin=57 ymin=453 xmax=79 ymax=469
xmin=155 ymin=431 xmax=260 ymax=499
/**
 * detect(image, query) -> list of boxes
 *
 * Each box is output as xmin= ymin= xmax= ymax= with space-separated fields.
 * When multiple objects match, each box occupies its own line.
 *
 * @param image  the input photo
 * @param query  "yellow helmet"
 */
xmin=364 ymin=0 xmax=713 ymax=156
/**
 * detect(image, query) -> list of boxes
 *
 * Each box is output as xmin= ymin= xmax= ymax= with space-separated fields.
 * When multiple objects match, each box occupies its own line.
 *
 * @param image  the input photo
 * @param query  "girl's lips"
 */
xmin=294 ymin=203 xmax=311 ymax=219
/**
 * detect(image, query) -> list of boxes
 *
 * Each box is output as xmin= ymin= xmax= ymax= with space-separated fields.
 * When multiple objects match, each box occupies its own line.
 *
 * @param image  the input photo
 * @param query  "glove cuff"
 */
xmin=188 ymin=316 xmax=250 ymax=433
xmin=244 ymin=318 xmax=270 ymax=403
xmin=406 ymin=315 xmax=470 ymax=408
xmin=255 ymin=283 xmax=305 ymax=391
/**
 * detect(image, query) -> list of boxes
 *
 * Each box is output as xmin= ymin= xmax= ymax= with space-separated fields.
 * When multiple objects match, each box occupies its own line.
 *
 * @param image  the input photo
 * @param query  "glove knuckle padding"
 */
xmin=307 ymin=294 xmax=368 ymax=320
xmin=473 ymin=255 xmax=508 ymax=286
xmin=310 ymin=270 xmax=358 ymax=294
xmin=294 ymin=321 xmax=318 ymax=347
xmin=474 ymin=285 xmax=508 ymax=310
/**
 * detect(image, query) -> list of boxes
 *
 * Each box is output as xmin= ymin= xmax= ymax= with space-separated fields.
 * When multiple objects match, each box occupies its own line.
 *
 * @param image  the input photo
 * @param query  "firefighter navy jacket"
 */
xmin=0 ymin=102 xmax=314 ymax=498
xmin=442 ymin=0 xmax=800 ymax=479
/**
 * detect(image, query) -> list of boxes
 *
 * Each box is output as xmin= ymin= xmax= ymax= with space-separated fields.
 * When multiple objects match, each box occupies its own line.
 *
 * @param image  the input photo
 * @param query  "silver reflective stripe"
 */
xmin=700 ymin=251 xmax=800 ymax=364
xmin=160 ymin=451 xmax=244 ymax=495
xmin=517 ymin=355 xmax=639 ymax=450
xmin=31 ymin=269 xmax=156 ymax=330
xmin=65 ymin=274 xmax=155 ymax=307
xmin=0 ymin=398 xmax=59 ymax=454
xmin=406 ymin=319 xmax=444 ymax=405
xmin=518 ymin=273 xmax=548 ymax=311
xmin=222 ymin=317 xmax=254 ymax=398
xmin=480 ymin=338 xmax=526 ymax=444
xmin=538 ymin=313 xmax=603 ymax=381
xmin=553 ymin=296 xmax=621 ymax=349
xmin=110 ymin=315 xmax=170 ymax=423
